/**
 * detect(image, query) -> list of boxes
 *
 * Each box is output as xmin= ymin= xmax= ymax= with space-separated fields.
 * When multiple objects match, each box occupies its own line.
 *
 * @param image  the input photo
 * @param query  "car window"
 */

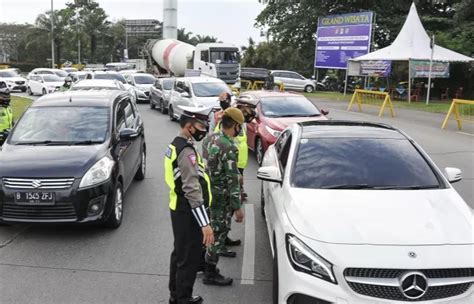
xmin=175 ymin=81 xmax=184 ymax=92
xmin=116 ymin=102 xmax=127 ymax=131
xmin=275 ymin=130 xmax=290 ymax=155
xmin=163 ymin=79 xmax=174 ymax=90
xmin=272 ymin=72 xmax=281 ymax=77
xmin=124 ymin=100 xmax=135 ymax=128
xmin=292 ymin=138 xmax=442 ymax=189
xmin=279 ymin=134 xmax=292 ymax=170
xmin=183 ymin=81 xmax=191 ymax=94
xmin=261 ymin=96 xmax=321 ymax=117
xmin=154 ymin=80 xmax=162 ymax=89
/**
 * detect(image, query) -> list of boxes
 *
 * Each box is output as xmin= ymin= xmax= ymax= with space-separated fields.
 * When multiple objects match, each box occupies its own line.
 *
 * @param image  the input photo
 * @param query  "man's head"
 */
xmin=218 ymin=91 xmax=232 ymax=110
xmin=64 ymin=77 xmax=73 ymax=87
xmin=221 ymin=107 xmax=244 ymax=138
xmin=235 ymin=95 xmax=258 ymax=123
xmin=179 ymin=106 xmax=212 ymax=142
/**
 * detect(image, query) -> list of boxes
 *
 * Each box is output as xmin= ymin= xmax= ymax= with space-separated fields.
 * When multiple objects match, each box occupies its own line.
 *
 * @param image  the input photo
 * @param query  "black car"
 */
xmin=0 ymin=90 xmax=146 ymax=228
xmin=240 ymin=67 xmax=269 ymax=82
xmin=150 ymin=77 xmax=174 ymax=114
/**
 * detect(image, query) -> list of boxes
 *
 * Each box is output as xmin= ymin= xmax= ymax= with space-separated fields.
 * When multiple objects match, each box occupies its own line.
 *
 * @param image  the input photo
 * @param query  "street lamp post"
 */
xmin=51 ymin=0 xmax=55 ymax=68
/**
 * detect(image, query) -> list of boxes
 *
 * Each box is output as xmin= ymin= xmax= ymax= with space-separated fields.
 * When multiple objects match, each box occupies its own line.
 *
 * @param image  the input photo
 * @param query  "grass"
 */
xmin=11 ymin=96 xmax=33 ymax=121
xmin=303 ymin=91 xmax=472 ymax=115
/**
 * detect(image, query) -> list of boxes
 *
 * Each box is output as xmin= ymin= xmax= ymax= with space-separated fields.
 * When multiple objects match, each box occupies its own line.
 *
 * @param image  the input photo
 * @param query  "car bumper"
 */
xmin=279 ymin=256 xmax=474 ymax=304
xmin=0 ymin=179 xmax=115 ymax=224
xmin=137 ymin=91 xmax=150 ymax=100
xmin=7 ymin=84 xmax=26 ymax=91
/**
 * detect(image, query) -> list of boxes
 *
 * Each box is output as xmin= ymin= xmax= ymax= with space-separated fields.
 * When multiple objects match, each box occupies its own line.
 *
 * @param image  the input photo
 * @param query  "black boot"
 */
xmin=203 ymin=263 xmax=233 ymax=286
xmin=218 ymin=247 xmax=237 ymax=258
xmin=225 ymin=237 xmax=241 ymax=246
xmin=169 ymin=295 xmax=203 ymax=304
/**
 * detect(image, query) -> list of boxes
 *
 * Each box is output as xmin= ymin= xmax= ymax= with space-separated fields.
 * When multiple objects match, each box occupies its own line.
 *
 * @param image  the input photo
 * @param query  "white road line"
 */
xmin=458 ymin=131 xmax=474 ymax=137
xmin=241 ymin=203 xmax=255 ymax=285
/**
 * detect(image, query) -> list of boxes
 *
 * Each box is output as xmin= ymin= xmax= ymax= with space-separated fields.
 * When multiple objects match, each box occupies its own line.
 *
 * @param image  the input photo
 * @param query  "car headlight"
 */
xmin=286 ymin=234 xmax=337 ymax=284
xmin=79 ymin=157 xmax=115 ymax=189
xmin=265 ymin=125 xmax=281 ymax=138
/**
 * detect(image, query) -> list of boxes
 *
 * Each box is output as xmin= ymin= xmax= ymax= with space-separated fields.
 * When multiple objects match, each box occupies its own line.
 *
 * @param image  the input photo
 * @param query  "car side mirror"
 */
xmin=119 ymin=128 xmax=139 ymax=141
xmin=257 ymin=166 xmax=282 ymax=183
xmin=321 ymin=109 xmax=329 ymax=116
xmin=181 ymin=92 xmax=191 ymax=98
xmin=445 ymin=167 xmax=462 ymax=183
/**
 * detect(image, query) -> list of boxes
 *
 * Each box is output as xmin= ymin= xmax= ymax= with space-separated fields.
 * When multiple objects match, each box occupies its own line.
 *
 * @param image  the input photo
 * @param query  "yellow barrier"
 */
xmin=347 ymin=89 xmax=395 ymax=118
xmin=441 ymin=99 xmax=474 ymax=130
xmin=240 ymin=80 xmax=253 ymax=90
xmin=251 ymin=80 xmax=265 ymax=90
xmin=0 ymin=64 xmax=9 ymax=70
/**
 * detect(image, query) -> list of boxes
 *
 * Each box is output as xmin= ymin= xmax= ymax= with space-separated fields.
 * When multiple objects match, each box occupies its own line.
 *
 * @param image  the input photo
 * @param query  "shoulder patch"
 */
xmin=165 ymin=147 xmax=172 ymax=159
xmin=188 ymin=154 xmax=196 ymax=165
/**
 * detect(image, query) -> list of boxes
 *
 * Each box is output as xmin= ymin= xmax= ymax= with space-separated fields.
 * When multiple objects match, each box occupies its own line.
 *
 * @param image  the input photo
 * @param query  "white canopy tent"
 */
xmin=349 ymin=2 xmax=473 ymax=102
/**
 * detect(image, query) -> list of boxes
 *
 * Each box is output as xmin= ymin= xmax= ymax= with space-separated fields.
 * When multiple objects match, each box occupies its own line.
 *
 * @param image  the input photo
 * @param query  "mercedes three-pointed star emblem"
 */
xmin=399 ymin=271 xmax=428 ymax=300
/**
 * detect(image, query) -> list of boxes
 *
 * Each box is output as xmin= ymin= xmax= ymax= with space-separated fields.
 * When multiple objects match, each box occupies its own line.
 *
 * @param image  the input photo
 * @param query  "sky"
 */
xmin=0 ymin=0 xmax=266 ymax=47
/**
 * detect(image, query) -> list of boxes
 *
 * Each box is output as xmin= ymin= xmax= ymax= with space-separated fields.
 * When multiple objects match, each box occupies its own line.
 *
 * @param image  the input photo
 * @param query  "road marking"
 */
xmin=241 ymin=203 xmax=255 ymax=285
xmin=458 ymin=131 xmax=474 ymax=137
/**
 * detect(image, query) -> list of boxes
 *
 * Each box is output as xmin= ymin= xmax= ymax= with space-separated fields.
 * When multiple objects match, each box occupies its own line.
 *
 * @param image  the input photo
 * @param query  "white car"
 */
xmin=29 ymin=68 xmax=68 ymax=81
xmin=27 ymin=74 xmax=64 ymax=95
xmin=123 ymin=73 xmax=156 ymax=102
xmin=258 ymin=121 xmax=474 ymax=304
xmin=85 ymin=71 xmax=137 ymax=103
xmin=168 ymin=77 xmax=232 ymax=121
xmin=272 ymin=70 xmax=316 ymax=93
xmin=0 ymin=69 xmax=27 ymax=92
xmin=70 ymin=79 xmax=127 ymax=91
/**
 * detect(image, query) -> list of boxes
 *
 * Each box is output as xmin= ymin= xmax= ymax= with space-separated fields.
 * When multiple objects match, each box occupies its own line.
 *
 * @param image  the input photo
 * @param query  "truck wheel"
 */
xmin=304 ymin=85 xmax=314 ymax=93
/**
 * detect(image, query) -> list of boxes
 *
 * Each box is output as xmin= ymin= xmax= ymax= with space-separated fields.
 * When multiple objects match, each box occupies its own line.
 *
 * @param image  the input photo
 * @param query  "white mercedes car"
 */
xmin=257 ymin=121 xmax=473 ymax=304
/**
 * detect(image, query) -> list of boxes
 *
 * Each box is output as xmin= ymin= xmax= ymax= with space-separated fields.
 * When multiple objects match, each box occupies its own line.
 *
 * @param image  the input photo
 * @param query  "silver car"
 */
xmin=272 ymin=70 xmax=316 ymax=93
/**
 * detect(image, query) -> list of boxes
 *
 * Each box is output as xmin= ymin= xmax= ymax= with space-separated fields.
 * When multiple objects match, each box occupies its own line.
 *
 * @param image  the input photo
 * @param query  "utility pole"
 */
xmin=51 ymin=0 xmax=55 ymax=68
xmin=426 ymin=35 xmax=435 ymax=105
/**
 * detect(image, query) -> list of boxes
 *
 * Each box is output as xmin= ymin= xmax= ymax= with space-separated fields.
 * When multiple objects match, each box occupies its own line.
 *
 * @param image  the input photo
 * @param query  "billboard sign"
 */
xmin=360 ymin=60 xmax=392 ymax=77
xmin=410 ymin=60 xmax=450 ymax=78
xmin=315 ymin=11 xmax=373 ymax=69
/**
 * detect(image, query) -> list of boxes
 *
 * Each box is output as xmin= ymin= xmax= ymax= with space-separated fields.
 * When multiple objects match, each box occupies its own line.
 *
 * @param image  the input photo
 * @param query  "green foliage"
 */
xmin=177 ymin=28 xmax=217 ymax=46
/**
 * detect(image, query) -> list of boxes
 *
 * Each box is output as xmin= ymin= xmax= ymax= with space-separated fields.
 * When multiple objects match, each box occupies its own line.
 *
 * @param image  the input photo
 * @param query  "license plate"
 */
xmin=15 ymin=192 xmax=55 ymax=205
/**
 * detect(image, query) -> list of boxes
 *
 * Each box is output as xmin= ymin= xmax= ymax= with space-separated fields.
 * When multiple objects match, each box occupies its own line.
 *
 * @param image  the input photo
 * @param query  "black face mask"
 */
xmin=220 ymin=100 xmax=231 ymax=110
xmin=191 ymin=126 xmax=207 ymax=142
xmin=244 ymin=112 xmax=255 ymax=123
xmin=234 ymin=124 xmax=242 ymax=137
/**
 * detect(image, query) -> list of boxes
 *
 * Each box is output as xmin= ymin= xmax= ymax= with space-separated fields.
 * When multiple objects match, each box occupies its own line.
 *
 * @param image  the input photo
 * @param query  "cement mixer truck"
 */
xmin=146 ymin=39 xmax=240 ymax=84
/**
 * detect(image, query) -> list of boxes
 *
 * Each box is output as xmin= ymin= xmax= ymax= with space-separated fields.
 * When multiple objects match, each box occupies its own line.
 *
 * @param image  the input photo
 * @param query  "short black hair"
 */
xmin=180 ymin=115 xmax=194 ymax=128
xmin=221 ymin=115 xmax=236 ymax=129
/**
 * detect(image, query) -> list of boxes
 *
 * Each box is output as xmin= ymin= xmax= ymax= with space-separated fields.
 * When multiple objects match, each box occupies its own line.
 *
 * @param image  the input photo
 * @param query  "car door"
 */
xmin=246 ymin=101 xmax=260 ymax=151
xmin=150 ymin=80 xmax=162 ymax=106
xmin=30 ymin=76 xmax=41 ymax=94
xmin=290 ymin=72 xmax=306 ymax=90
xmin=114 ymin=100 xmax=135 ymax=189
xmin=123 ymin=98 xmax=142 ymax=183
xmin=171 ymin=80 xmax=186 ymax=116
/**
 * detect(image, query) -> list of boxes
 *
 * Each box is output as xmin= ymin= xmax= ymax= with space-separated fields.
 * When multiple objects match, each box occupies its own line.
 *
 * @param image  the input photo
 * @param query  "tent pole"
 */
xmin=408 ymin=60 xmax=411 ymax=104
xmin=426 ymin=35 xmax=435 ymax=105
xmin=315 ymin=68 xmax=319 ymax=91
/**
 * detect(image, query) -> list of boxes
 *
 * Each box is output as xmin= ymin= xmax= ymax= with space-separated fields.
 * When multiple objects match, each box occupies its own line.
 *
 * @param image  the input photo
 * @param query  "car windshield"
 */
xmin=192 ymin=82 xmax=230 ymax=97
xmin=95 ymin=73 xmax=126 ymax=84
xmin=0 ymin=70 xmax=18 ymax=77
xmin=261 ymin=96 xmax=321 ymax=117
xmin=133 ymin=75 xmax=155 ymax=84
xmin=292 ymin=138 xmax=442 ymax=189
xmin=54 ymin=70 xmax=68 ymax=77
xmin=43 ymin=75 xmax=62 ymax=82
xmin=10 ymin=106 xmax=110 ymax=145
xmin=163 ymin=79 xmax=174 ymax=90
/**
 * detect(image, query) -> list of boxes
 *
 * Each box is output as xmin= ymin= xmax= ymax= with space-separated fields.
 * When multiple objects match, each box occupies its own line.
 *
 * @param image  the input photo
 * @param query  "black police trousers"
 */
xmin=169 ymin=209 xmax=202 ymax=303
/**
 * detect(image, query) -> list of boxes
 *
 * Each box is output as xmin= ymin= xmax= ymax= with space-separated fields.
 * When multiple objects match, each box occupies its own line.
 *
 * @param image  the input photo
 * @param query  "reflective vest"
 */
xmin=0 ymin=106 xmax=13 ymax=132
xmin=164 ymin=137 xmax=212 ymax=211
xmin=214 ymin=122 xmax=248 ymax=169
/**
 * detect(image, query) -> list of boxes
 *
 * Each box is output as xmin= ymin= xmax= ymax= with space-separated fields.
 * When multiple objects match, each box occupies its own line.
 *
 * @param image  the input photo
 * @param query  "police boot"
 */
xmin=203 ymin=263 xmax=233 ymax=286
xmin=225 ymin=237 xmax=241 ymax=246
xmin=218 ymin=247 xmax=237 ymax=258
xmin=169 ymin=296 xmax=203 ymax=304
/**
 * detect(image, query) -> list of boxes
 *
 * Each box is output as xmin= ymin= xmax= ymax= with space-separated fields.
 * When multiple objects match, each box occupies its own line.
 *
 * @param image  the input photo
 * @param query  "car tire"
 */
xmin=21 ymin=88 xmax=27 ymax=93
xmin=42 ymin=88 xmax=47 ymax=95
xmin=160 ymin=99 xmax=168 ymax=114
xmin=134 ymin=149 xmax=146 ymax=181
xmin=304 ymin=85 xmax=314 ymax=93
xmin=256 ymin=138 xmax=264 ymax=166
xmin=169 ymin=105 xmax=176 ymax=121
xmin=272 ymin=239 xmax=279 ymax=304
xmin=260 ymin=182 xmax=266 ymax=218
xmin=27 ymin=87 xmax=33 ymax=96
xmin=102 ymin=181 xmax=123 ymax=229
xmin=150 ymin=101 xmax=155 ymax=109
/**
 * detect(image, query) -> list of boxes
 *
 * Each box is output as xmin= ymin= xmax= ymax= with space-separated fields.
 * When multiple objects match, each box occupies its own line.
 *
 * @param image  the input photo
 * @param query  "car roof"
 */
xmin=72 ymin=79 xmax=119 ymax=88
xmin=31 ymin=90 xmax=128 ymax=108
xmin=242 ymin=90 xmax=303 ymax=99
xmin=176 ymin=76 xmax=225 ymax=84
xmin=131 ymin=73 xmax=154 ymax=77
xmin=297 ymin=121 xmax=406 ymax=139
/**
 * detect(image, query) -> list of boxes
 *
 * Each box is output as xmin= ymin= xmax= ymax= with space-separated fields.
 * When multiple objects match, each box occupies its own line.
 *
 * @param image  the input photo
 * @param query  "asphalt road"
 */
xmin=1 ymin=94 xmax=473 ymax=304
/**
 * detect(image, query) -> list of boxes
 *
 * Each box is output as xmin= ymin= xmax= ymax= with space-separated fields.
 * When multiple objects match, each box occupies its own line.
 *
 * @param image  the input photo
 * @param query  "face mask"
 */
xmin=244 ymin=112 xmax=255 ymax=123
xmin=234 ymin=124 xmax=242 ymax=137
xmin=191 ymin=126 xmax=207 ymax=142
xmin=220 ymin=100 xmax=230 ymax=110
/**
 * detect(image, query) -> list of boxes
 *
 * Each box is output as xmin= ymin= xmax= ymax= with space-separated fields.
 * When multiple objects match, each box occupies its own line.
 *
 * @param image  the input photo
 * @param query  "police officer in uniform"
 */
xmin=0 ymin=88 xmax=13 ymax=145
xmin=164 ymin=106 xmax=214 ymax=304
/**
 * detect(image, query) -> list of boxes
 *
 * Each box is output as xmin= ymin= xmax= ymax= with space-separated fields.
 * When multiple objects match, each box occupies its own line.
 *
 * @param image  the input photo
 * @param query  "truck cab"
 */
xmin=194 ymin=43 xmax=240 ymax=84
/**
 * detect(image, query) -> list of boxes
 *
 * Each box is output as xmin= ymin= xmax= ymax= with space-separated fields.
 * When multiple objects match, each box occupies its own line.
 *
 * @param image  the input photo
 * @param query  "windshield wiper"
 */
xmin=321 ymin=184 xmax=400 ymax=189
xmin=381 ymin=185 xmax=441 ymax=190
xmin=71 ymin=140 xmax=103 ymax=145
xmin=15 ymin=140 xmax=102 ymax=146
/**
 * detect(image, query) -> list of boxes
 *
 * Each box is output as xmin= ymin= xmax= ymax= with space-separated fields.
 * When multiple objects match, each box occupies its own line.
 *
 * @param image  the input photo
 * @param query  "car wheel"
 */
xmin=260 ymin=182 xmax=265 ymax=218
xmin=134 ymin=149 xmax=146 ymax=181
xmin=102 ymin=181 xmax=123 ymax=229
xmin=27 ymin=87 xmax=33 ymax=96
xmin=150 ymin=100 xmax=155 ymax=109
xmin=304 ymin=85 xmax=314 ymax=93
xmin=256 ymin=138 xmax=264 ymax=166
xmin=161 ymin=100 xmax=168 ymax=114
xmin=21 ymin=88 xmax=27 ymax=93
xmin=272 ymin=239 xmax=279 ymax=304
xmin=42 ymin=88 xmax=47 ymax=95
xmin=169 ymin=105 xmax=176 ymax=121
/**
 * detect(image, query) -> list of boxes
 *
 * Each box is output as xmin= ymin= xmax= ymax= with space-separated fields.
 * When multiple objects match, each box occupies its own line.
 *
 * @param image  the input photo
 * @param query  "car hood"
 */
xmin=194 ymin=96 xmax=219 ymax=108
xmin=136 ymin=84 xmax=153 ymax=90
xmin=1 ymin=77 xmax=27 ymax=83
xmin=285 ymin=188 xmax=473 ymax=245
xmin=265 ymin=115 xmax=327 ymax=131
xmin=0 ymin=144 xmax=107 ymax=178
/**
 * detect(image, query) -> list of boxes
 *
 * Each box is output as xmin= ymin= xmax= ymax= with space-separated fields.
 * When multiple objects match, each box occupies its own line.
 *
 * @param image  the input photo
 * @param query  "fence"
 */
xmin=347 ymin=89 xmax=395 ymax=118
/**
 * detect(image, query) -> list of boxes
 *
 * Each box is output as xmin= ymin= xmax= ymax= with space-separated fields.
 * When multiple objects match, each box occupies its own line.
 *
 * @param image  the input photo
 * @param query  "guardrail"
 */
xmin=441 ymin=99 xmax=474 ymax=130
xmin=347 ymin=89 xmax=395 ymax=118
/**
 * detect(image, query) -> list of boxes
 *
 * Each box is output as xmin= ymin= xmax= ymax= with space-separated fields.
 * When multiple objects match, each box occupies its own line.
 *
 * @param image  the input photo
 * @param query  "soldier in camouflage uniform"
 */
xmin=202 ymin=107 xmax=245 ymax=286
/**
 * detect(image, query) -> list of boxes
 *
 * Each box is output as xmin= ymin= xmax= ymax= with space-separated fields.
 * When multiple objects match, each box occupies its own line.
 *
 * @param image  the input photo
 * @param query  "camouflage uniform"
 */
xmin=202 ymin=130 xmax=241 ymax=264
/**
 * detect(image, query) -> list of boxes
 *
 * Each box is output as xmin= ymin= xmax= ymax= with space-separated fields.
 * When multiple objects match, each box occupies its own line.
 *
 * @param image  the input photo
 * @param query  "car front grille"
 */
xmin=344 ymin=268 xmax=474 ymax=301
xmin=15 ymin=81 xmax=25 ymax=85
xmin=1 ymin=201 xmax=77 ymax=220
xmin=3 ymin=178 xmax=75 ymax=190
